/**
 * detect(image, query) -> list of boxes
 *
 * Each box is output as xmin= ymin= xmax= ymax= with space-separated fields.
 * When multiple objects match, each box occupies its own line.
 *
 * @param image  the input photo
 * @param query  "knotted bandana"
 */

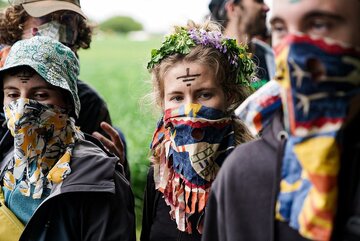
xmin=2 ymin=98 xmax=83 ymax=199
xmin=274 ymin=34 xmax=360 ymax=241
xmin=151 ymin=103 xmax=235 ymax=233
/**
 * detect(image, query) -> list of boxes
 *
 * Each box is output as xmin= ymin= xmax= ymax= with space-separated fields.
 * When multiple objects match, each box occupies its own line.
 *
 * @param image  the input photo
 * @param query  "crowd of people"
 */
xmin=0 ymin=0 xmax=358 ymax=241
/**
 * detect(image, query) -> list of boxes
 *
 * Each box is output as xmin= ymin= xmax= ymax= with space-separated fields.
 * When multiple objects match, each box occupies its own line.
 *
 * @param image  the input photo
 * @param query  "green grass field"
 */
xmin=78 ymin=33 xmax=162 ymax=233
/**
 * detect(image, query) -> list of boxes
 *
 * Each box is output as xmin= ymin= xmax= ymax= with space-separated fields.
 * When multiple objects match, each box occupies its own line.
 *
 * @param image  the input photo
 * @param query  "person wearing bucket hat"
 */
xmin=0 ymin=0 xmax=131 ymax=180
xmin=208 ymin=0 xmax=275 ymax=90
xmin=202 ymin=0 xmax=360 ymax=241
xmin=0 ymin=36 xmax=136 ymax=241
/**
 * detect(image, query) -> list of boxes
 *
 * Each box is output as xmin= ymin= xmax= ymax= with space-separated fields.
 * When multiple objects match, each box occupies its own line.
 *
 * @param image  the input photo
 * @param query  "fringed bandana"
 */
xmin=2 ymin=98 xmax=83 ymax=199
xmin=274 ymin=34 xmax=360 ymax=241
xmin=151 ymin=103 xmax=235 ymax=233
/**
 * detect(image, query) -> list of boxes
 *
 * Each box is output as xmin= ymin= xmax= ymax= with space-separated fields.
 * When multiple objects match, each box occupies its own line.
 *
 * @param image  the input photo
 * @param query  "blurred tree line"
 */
xmin=0 ymin=0 xmax=8 ymax=8
xmin=99 ymin=16 xmax=143 ymax=34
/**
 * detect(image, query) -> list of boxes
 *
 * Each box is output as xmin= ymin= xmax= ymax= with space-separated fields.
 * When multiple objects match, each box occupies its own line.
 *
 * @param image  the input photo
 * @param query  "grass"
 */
xmin=78 ymin=33 xmax=162 ymax=234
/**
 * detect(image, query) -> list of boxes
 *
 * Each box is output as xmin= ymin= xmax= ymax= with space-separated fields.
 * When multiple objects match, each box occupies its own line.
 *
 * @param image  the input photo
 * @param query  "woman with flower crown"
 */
xmin=140 ymin=20 xmax=255 ymax=241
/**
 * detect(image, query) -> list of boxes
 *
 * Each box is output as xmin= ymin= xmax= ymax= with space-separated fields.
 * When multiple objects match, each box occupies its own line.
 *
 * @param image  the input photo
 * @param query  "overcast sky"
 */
xmin=81 ymin=0 xmax=272 ymax=33
xmin=81 ymin=0 xmax=209 ymax=33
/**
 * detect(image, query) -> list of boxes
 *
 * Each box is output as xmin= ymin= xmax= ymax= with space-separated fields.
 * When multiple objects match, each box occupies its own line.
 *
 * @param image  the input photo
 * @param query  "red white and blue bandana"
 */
xmin=151 ymin=103 xmax=235 ymax=233
xmin=274 ymin=34 xmax=360 ymax=241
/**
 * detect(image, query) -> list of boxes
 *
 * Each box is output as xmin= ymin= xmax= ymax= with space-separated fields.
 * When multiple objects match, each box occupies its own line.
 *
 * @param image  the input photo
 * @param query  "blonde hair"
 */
xmin=149 ymin=20 xmax=252 ymax=114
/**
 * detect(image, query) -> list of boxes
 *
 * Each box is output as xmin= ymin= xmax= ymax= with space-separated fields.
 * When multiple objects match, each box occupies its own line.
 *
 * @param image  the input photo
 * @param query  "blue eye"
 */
xmin=305 ymin=17 xmax=335 ymax=37
xmin=170 ymin=96 xmax=184 ymax=102
xmin=199 ymin=92 xmax=213 ymax=100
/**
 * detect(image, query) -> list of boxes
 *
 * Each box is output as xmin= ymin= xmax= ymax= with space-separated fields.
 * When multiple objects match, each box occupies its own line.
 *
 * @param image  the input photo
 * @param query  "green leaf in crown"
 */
xmin=147 ymin=26 xmax=255 ymax=87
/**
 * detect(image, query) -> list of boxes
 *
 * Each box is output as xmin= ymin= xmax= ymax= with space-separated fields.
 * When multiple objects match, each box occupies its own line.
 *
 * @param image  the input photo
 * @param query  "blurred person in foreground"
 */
xmin=202 ymin=0 xmax=360 ymax=240
xmin=0 ymin=0 xmax=130 ymax=180
xmin=209 ymin=0 xmax=275 ymax=89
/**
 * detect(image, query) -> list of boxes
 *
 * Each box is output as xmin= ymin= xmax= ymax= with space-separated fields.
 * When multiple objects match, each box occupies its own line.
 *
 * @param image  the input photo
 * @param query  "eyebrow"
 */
xmin=270 ymin=10 xmax=345 ymax=25
xmin=303 ymin=10 xmax=345 ymax=22
xmin=269 ymin=16 xmax=284 ymax=25
xmin=166 ymin=91 xmax=183 ymax=95
xmin=195 ymin=87 xmax=217 ymax=92
xmin=3 ymin=86 xmax=58 ymax=91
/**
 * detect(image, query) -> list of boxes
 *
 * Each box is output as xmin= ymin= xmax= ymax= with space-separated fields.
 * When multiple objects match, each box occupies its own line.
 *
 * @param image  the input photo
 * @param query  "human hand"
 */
xmin=92 ymin=122 xmax=125 ymax=164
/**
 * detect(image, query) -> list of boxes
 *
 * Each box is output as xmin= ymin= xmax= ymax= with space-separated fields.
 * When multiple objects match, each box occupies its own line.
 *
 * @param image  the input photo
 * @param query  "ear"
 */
xmin=225 ymin=1 xmax=237 ymax=17
xmin=159 ymin=99 xmax=165 ymax=111
xmin=225 ymin=92 xmax=235 ymax=106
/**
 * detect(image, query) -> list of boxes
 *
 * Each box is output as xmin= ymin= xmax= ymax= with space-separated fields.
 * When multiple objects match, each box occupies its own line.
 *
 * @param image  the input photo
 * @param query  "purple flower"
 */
xmin=186 ymin=29 xmax=242 ymax=69
xmin=222 ymin=46 xmax=227 ymax=53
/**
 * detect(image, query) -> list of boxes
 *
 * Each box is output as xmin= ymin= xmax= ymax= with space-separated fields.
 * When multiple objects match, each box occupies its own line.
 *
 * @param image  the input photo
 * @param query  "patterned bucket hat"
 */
xmin=0 ymin=36 xmax=80 ymax=117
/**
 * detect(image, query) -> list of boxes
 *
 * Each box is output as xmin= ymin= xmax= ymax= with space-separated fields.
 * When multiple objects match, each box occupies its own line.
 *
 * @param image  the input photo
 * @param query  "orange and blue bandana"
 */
xmin=151 ymin=103 xmax=235 ymax=233
xmin=274 ymin=34 xmax=360 ymax=241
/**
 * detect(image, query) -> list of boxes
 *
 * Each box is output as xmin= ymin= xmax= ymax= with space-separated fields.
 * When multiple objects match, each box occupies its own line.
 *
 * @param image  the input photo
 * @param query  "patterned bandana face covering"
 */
xmin=21 ymin=21 xmax=77 ymax=46
xmin=151 ymin=103 xmax=235 ymax=233
xmin=274 ymin=34 xmax=360 ymax=241
xmin=2 ymin=98 xmax=82 ymax=199
xmin=235 ymin=79 xmax=282 ymax=136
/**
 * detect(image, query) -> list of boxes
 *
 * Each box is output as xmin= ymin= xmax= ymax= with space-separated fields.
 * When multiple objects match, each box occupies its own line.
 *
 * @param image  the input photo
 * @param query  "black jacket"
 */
xmin=77 ymin=80 xmax=131 ymax=181
xmin=141 ymin=167 xmax=202 ymax=241
xmin=201 ymin=111 xmax=360 ymax=241
xmin=1 ymin=136 xmax=136 ymax=241
xmin=76 ymin=79 xmax=112 ymax=136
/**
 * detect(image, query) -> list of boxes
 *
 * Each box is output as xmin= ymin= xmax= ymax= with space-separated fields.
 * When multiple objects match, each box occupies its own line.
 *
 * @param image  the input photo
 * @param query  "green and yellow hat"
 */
xmin=0 ymin=36 xmax=81 ymax=117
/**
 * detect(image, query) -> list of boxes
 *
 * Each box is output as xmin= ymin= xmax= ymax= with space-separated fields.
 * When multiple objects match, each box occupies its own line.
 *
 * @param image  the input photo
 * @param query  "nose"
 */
xmin=20 ymin=92 xmax=30 ymax=100
xmin=184 ymin=94 xmax=198 ymax=106
xmin=262 ymin=3 xmax=270 ymax=13
xmin=185 ymin=98 xmax=196 ymax=105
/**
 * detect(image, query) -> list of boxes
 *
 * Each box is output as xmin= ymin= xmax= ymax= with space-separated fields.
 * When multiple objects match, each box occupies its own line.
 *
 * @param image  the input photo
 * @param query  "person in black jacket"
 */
xmin=0 ymin=36 xmax=135 ymax=241
xmin=0 ymin=0 xmax=130 ymax=180
xmin=140 ymin=20 xmax=255 ymax=241
xmin=202 ymin=0 xmax=360 ymax=240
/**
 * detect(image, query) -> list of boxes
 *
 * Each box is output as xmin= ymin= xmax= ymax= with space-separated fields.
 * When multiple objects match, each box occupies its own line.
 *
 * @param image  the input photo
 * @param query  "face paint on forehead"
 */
xmin=289 ymin=0 xmax=301 ymax=3
xmin=176 ymin=68 xmax=201 ymax=87
xmin=16 ymin=69 xmax=35 ymax=83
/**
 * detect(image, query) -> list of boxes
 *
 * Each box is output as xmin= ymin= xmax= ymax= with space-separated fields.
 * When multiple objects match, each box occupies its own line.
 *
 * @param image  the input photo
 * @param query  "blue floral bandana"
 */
xmin=151 ymin=103 xmax=235 ymax=233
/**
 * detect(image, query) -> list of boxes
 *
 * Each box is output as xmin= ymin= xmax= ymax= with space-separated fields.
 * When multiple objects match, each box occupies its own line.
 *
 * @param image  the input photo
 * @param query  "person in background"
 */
xmin=0 ymin=36 xmax=135 ymax=241
xmin=140 ymin=20 xmax=255 ymax=241
xmin=209 ymin=0 xmax=275 ymax=89
xmin=0 ymin=0 xmax=130 ymax=180
xmin=202 ymin=0 xmax=360 ymax=240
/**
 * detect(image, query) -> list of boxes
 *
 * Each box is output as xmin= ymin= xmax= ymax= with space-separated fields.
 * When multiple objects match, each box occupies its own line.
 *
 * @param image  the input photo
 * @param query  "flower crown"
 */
xmin=147 ymin=27 xmax=255 ymax=86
